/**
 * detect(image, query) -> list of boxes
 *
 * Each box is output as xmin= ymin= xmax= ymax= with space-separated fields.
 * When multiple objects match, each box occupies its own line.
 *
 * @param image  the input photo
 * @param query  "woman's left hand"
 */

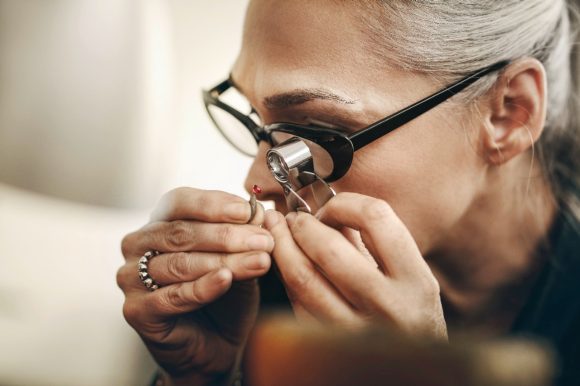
xmin=263 ymin=192 xmax=447 ymax=341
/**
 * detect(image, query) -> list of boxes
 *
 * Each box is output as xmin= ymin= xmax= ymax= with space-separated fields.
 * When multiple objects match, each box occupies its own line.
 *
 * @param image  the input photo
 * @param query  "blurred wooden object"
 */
xmin=244 ymin=315 xmax=554 ymax=386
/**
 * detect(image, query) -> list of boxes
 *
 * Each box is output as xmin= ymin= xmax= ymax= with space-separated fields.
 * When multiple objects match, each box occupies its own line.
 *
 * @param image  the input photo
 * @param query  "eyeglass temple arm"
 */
xmin=349 ymin=60 xmax=510 ymax=151
xmin=208 ymin=78 xmax=233 ymax=97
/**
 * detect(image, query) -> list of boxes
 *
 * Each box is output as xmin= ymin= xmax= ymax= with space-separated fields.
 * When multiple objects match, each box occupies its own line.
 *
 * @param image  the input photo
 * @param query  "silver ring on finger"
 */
xmin=138 ymin=250 xmax=161 ymax=291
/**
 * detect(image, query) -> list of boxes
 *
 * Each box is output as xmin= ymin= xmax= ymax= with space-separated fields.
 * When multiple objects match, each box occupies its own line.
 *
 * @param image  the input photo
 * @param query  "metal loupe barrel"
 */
xmin=267 ymin=137 xmax=312 ymax=184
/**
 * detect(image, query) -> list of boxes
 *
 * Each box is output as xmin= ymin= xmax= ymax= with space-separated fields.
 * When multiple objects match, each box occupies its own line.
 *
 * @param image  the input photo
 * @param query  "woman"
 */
xmin=117 ymin=1 xmax=580 ymax=385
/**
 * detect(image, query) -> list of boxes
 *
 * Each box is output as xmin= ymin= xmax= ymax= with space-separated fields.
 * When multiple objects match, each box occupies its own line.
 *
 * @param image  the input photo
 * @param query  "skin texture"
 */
xmin=236 ymin=0 xmax=554 ymax=331
xmin=117 ymin=0 xmax=557 ymax=385
xmin=118 ymin=188 xmax=272 ymax=386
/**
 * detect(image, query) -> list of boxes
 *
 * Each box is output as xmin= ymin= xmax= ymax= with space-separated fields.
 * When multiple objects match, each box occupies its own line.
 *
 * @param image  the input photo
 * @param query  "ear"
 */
xmin=478 ymin=58 xmax=547 ymax=165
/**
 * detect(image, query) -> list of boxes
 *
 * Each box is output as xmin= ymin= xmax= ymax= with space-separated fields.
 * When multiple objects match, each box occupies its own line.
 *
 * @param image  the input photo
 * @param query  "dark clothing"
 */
xmin=510 ymin=210 xmax=580 ymax=386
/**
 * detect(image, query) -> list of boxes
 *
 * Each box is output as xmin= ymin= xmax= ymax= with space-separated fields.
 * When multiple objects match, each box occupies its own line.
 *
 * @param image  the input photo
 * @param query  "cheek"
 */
xmin=333 ymin=115 xmax=484 ymax=253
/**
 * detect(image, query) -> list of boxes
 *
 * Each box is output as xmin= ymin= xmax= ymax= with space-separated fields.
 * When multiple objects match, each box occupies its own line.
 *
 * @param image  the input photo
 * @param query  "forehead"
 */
xmin=232 ymin=0 xmax=379 ymax=103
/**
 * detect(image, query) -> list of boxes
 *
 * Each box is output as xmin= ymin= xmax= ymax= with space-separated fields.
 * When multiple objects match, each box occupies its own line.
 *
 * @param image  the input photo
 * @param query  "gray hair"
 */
xmin=359 ymin=0 xmax=580 ymax=221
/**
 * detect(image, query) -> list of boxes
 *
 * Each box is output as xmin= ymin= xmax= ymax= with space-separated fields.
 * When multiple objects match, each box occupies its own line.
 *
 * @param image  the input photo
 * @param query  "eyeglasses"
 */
xmin=202 ymin=60 xmax=509 ymax=182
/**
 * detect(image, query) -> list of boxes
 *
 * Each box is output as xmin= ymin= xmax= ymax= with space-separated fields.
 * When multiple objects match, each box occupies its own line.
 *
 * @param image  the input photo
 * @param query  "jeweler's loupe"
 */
xmin=267 ymin=137 xmax=336 ymax=213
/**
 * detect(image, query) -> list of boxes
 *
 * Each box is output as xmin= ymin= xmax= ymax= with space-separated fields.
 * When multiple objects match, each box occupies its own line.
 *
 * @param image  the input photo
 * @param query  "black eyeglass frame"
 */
xmin=203 ymin=60 xmax=510 ymax=182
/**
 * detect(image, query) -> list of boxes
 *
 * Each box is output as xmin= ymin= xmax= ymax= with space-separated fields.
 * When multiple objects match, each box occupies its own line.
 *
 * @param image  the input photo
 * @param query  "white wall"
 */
xmin=0 ymin=0 xmax=252 ymax=209
xmin=167 ymin=0 xmax=253 ymax=198
xmin=0 ymin=1 xmax=251 ymax=385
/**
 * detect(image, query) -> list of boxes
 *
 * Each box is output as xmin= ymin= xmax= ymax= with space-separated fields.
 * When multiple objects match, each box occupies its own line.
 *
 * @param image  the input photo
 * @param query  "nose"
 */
xmin=244 ymin=141 xmax=285 ymax=202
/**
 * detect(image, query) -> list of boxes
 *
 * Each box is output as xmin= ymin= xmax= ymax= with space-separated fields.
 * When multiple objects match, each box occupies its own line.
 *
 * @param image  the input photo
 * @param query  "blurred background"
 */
xmin=0 ymin=0 xmax=251 ymax=385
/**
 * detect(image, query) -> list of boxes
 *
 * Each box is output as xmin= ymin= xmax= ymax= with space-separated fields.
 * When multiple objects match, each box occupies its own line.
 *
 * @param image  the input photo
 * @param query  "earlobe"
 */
xmin=480 ymin=58 xmax=547 ymax=165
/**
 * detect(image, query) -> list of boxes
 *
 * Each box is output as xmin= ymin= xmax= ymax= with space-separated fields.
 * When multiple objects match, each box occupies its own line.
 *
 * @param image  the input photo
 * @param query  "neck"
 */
xmin=426 ymin=154 xmax=558 ymax=334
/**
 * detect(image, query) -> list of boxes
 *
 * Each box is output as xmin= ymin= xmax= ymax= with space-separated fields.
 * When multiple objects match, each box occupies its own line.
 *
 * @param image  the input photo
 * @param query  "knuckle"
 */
xmin=165 ymin=220 xmax=192 ymax=249
xmin=152 ymin=187 xmax=199 ymax=220
xmin=421 ymin=275 xmax=441 ymax=298
xmin=192 ymin=189 xmax=226 ymax=218
xmin=120 ymin=232 xmax=138 ymax=258
xmin=152 ymin=286 xmax=184 ymax=315
xmin=154 ymin=188 xmax=181 ymax=216
xmin=216 ymin=253 xmax=229 ymax=269
xmin=166 ymin=252 xmax=191 ymax=279
xmin=157 ymin=281 xmax=207 ymax=313
xmin=116 ymin=264 xmax=133 ymax=290
xmin=409 ymin=272 xmax=440 ymax=300
xmin=167 ymin=186 xmax=194 ymax=203
xmin=361 ymin=198 xmax=393 ymax=223
xmin=216 ymin=223 xmax=234 ymax=245
xmin=189 ymin=281 xmax=206 ymax=305
xmin=122 ymin=300 xmax=142 ymax=325
xmin=164 ymin=285 xmax=185 ymax=309
xmin=193 ymin=193 xmax=213 ymax=214
xmin=323 ymin=241 xmax=344 ymax=263
xmin=284 ymin=267 xmax=315 ymax=292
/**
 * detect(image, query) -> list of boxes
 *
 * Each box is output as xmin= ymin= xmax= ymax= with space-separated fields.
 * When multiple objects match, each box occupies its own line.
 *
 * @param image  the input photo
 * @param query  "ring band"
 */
xmin=248 ymin=193 xmax=257 ymax=224
xmin=138 ymin=250 xmax=160 ymax=291
xmin=247 ymin=185 xmax=262 ymax=224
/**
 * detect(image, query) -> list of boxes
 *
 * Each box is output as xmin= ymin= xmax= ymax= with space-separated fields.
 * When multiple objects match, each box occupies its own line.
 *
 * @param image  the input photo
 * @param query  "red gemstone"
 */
xmin=252 ymin=185 xmax=262 ymax=194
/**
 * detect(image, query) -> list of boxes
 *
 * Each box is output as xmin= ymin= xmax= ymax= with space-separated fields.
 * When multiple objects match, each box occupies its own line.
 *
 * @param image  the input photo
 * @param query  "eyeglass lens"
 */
xmin=209 ymin=86 xmax=337 ymax=179
xmin=206 ymin=104 xmax=259 ymax=155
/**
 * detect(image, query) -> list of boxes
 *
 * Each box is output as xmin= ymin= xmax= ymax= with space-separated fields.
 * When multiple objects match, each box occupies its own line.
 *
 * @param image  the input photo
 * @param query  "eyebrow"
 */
xmin=228 ymin=76 xmax=357 ymax=110
xmin=263 ymin=89 xmax=357 ymax=109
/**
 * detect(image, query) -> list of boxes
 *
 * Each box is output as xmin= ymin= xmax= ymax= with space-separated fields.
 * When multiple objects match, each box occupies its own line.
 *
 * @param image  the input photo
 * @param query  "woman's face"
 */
xmin=232 ymin=0 xmax=487 ymax=255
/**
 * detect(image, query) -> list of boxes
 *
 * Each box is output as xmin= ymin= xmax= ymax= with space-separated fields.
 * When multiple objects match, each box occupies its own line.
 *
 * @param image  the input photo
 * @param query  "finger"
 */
xmin=291 ymin=297 xmax=367 ymax=329
xmin=150 ymin=187 xmax=255 ymax=224
xmin=263 ymin=210 xmax=358 ymax=323
xmin=291 ymin=302 xmax=322 ymax=326
xmin=285 ymin=211 xmax=389 ymax=312
xmin=122 ymin=220 xmax=274 ymax=258
xmin=339 ymin=227 xmax=376 ymax=266
xmin=123 ymin=268 xmax=233 ymax=326
xmin=148 ymin=251 xmax=271 ymax=286
xmin=316 ymin=193 xmax=429 ymax=279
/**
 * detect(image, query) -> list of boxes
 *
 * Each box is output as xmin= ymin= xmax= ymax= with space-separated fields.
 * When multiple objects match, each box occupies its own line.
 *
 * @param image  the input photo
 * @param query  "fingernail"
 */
xmin=210 ymin=268 xmax=232 ymax=285
xmin=246 ymin=234 xmax=274 ymax=250
xmin=224 ymin=202 xmax=250 ymax=221
xmin=243 ymin=253 xmax=270 ymax=270
xmin=263 ymin=210 xmax=279 ymax=229
xmin=286 ymin=212 xmax=297 ymax=227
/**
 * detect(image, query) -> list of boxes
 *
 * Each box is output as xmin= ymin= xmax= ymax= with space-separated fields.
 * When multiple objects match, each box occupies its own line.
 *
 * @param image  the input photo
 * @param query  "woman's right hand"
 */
xmin=117 ymin=187 xmax=273 ymax=386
